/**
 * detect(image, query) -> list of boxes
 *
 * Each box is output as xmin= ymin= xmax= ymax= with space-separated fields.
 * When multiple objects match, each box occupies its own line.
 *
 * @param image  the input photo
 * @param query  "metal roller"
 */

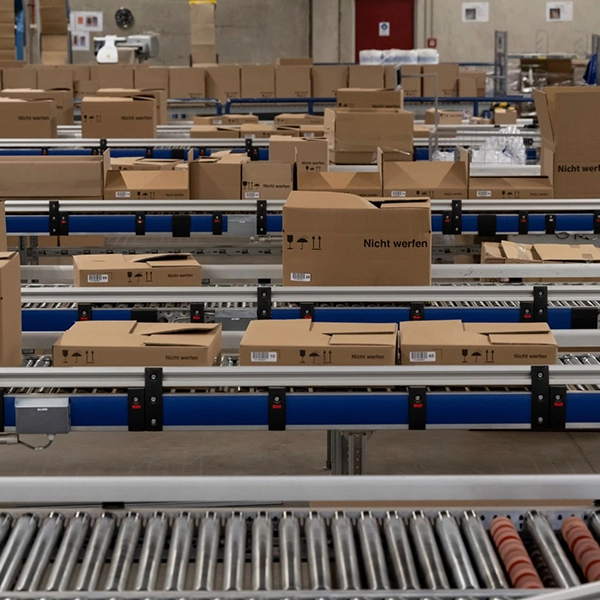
xmin=331 ymin=512 xmax=361 ymax=590
xmin=589 ymin=512 xmax=600 ymax=541
xmin=0 ymin=513 xmax=38 ymax=592
xmin=46 ymin=512 xmax=90 ymax=592
xmin=134 ymin=512 xmax=168 ymax=592
xmin=279 ymin=512 xmax=302 ymax=591
xmin=15 ymin=512 xmax=64 ymax=591
xmin=74 ymin=512 xmax=116 ymax=591
xmin=164 ymin=512 xmax=194 ymax=591
xmin=409 ymin=511 xmax=450 ymax=590
xmin=305 ymin=511 xmax=332 ymax=591
xmin=104 ymin=512 xmax=142 ymax=592
xmin=461 ymin=511 xmax=508 ymax=589
xmin=525 ymin=511 xmax=580 ymax=588
xmin=382 ymin=511 xmax=420 ymax=590
xmin=223 ymin=512 xmax=247 ymax=591
xmin=193 ymin=512 xmax=220 ymax=591
xmin=252 ymin=513 xmax=273 ymax=591
xmin=357 ymin=512 xmax=390 ymax=590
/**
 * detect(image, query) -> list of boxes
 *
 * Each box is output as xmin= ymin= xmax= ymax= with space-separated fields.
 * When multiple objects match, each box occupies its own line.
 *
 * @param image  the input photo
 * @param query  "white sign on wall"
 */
xmin=462 ymin=2 xmax=490 ymax=22
xmin=71 ymin=31 xmax=90 ymax=52
xmin=70 ymin=11 xmax=103 ymax=32
xmin=379 ymin=22 xmax=390 ymax=37
xmin=546 ymin=1 xmax=574 ymax=22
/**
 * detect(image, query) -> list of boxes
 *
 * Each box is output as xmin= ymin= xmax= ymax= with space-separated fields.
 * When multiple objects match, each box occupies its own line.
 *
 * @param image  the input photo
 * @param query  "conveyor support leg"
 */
xmin=330 ymin=431 xmax=372 ymax=476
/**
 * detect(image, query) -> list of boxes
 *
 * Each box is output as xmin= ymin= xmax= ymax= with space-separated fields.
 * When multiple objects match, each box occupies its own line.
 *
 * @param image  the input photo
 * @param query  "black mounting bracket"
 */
xmin=257 ymin=287 xmax=272 ymax=320
xmin=135 ymin=212 xmax=146 ymax=236
xmin=145 ymin=368 xmax=163 ymax=432
xmin=545 ymin=214 xmax=556 ymax=234
xmin=212 ymin=212 xmax=223 ymax=236
xmin=172 ymin=214 xmax=191 ymax=238
xmin=299 ymin=303 xmax=314 ymax=319
xmin=257 ymin=200 xmax=268 ymax=236
xmin=190 ymin=303 xmax=205 ymax=323
xmin=518 ymin=212 xmax=529 ymax=235
xmin=531 ymin=366 xmax=550 ymax=430
xmin=410 ymin=303 xmax=425 ymax=321
xmin=77 ymin=303 xmax=93 ymax=322
xmin=268 ymin=388 xmax=286 ymax=431
xmin=442 ymin=200 xmax=462 ymax=235
xmin=408 ymin=386 xmax=427 ymax=430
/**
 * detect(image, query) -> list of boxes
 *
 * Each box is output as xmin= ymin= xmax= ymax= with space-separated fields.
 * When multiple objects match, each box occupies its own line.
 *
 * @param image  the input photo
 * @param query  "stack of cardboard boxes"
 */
xmin=39 ymin=0 xmax=68 ymax=64
xmin=0 ymin=0 xmax=14 ymax=62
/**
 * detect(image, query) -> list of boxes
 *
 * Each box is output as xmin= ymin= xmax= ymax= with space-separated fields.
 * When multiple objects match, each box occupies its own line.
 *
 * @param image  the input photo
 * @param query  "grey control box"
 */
xmin=15 ymin=398 xmax=71 ymax=435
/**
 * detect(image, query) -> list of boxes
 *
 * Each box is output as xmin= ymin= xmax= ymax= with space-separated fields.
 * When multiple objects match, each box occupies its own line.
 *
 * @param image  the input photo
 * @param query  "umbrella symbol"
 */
xmin=309 ymin=352 xmax=320 ymax=364
xmin=471 ymin=351 xmax=482 ymax=364
xmin=297 ymin=237 xmax=308 ymax=250
xmin=71 ymin=351 xmax=82 ymax=364
xmin=134 ymin=273 xmax=143 ymax=283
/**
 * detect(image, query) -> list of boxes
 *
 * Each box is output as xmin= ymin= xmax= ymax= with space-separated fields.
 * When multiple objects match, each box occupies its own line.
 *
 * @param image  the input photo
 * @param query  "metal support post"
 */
xmin=494 ymin=30 xmax=509 ymax=96
xmin=330 ymin=431 xmax=372 ymax=476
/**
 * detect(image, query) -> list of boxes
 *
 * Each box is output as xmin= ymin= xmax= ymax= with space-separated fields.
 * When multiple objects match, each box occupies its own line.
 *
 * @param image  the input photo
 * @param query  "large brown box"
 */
xmin=494 ymin=108 xmax=517 ymax=125
xmin=81 ymin=97 xmax=156 ymax=138
xmin=0 ymin=156 xmax=102 ymax=198
xmin=400 ymin=65 xmax=422 ymax=97
xmin=89 ymin=65 xmax=135 ymax=89
xmin=424 ymin=108 xmax=462 ymax=125
xmin=206 ymin=65 xmax=241 ymax=104
xmin=74 ymin=253 xmax=201 ymax=287
xmin=468 ymin=177 xmax=554 ymax=199
xmin=54 ymin=321 xmax=222 ymax=367
xmin=0 ymin=88 xmax=73 ymax=124
xmin=336 ymin=88 xmax=403 ymax=109
xmin=239 ymin=123 xmax=277 ymax=138
xmin=0 ymin=98 xmax=57 ymax=137
xmin=275 ymin=66 xmax=311 ymax=98
xmin=0 ymin=253 xmax=21 ymax=367
xmin=134 ymin=67 xmax=169 ymax=91
xmin=241 ymin=65 xmax=275 ymax=98
xmin=242 ymin=162 xmax=294 ymax=200
xmin=422 ymin=64 xmax=460 ymax=97
xmin=297 ymin=171 xmax=381 ymax=196
xmin=399 ymin=320 xmax=557 ymax=366
xmin=94 ymin=87 xmax=167 ymax=126
xmin=190 ymin=154 xmax=248 ymax=200
xmin=36 ymin=66 xmax=74 ymax=90
xmin=104 ymin=169 xmax=189 ymax=200
xmin=348 ymin=65 xmax=385 ymax=89
xmin=311 ymin=65 xmax=348 ymax=98
xmin=239 ymin=320 xmax=397 ymax=366
xmin=534 ymin=87 xmax=600 ymax=199
xmin=168 ymin=67 xmax=206 ymax=99
xmin=1 ymin=67 xmax=36 ymax=89
xmin=269 ymin=136 xmax=328 ymax=172
xmin=274 ymin=113 xmax=323 ymax=126
xmin=283 ymin=191 xmax=431 ymax=286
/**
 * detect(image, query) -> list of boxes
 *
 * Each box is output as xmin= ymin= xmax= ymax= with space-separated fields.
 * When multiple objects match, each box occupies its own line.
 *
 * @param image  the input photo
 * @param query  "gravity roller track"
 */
xmin=0 ymin=508 xmax=599 ymax=598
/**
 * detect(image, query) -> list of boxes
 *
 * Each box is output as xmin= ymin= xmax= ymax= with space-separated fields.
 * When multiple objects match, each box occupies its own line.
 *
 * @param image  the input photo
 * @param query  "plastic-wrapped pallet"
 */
xmin=383 ymin=49 xmax=418 ymax=64
xmin=417 ymin=48 xmax=439 ymax=64
xmin=359 ymin=49 xmax=384 ymax=65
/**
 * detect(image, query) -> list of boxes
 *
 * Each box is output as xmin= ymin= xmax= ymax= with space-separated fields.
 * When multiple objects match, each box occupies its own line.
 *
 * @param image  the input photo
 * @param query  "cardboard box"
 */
xmin=0 ymin=156 xmax=102 ymax=198
xmin=206 ymin=65 xmax=241 ymax=104
xmin=275 ymin=66 xmax=311 ymax=98
xmin=94 ymin=87 xmax=166 ymax=126
xmin=239 ymin=320 xmax=397 ymax=366
xmin=494 ymin=108 xmax=518 ymax=126
xmin=0 ymin=88 xmax=73 ymax=125
xmin=384 ymin=65 xmax=399 ymax=90
xmin=0 ymin=203 xmax=6 ymax=251
xmin=422 ymin=64 xmax=459 ymax=97
xmin=328 ymin=149 xmax=411 ymax=165
xmin=400 ymin=65 xmax=422 ymax=97
xmin=239 ymin=123 xmax=276 ymax=138
xmin=81 ymin=97 xmax=156 ymax=138
xmin=481 ymin=241 xmax=536 ymax=265
xmin=108 ymin=156 xmax=187 ymax=171
xmin=242 ymin=161 xmax=294 ymax=200
xmin=274 ymin=113 xmax=323 ymax=126
xmin=283 ymin=191 xmax=431 ymax=286
xmin=54 ymin=321 xmax=222 ymax=367
xmin=190 ymin=125 xmax=240 ymax=139
xmin=1 ymin=67 xmax=36 ymax=89
xmin=193 ymin=114 xmax=258 ymax=125
xmin=336 ymin=88 xmax=403 ymax=109
xmin=134 ymin=67 xmax=169 ymax=91
xmin=41 ymin=34 xmax=67 ymax=64
xmin=74 ymin=253 xmax=201 ymax=287
xmin=270 ymin=136 xmax=328 ymax=172
xmin=90 ymin=66 xmax=135 ymax=89
xmin=468 ymin=177 xmax=554 ymax=199
xmin=482 ymin=241 xmax=600 ymax=265
xmin=75 ymin=80 xmax=99 ymax=96
xmin=36 ymin=66 xmax=73 ymax=90
xmin=0 ymin=98 xmax=57 ymax=137
xmin=325 ymin=108 xmax=414 ymax=154
xmin=278 ymin=58 xmax=313 ymax=66
xmin=190 ymin=154 xmax=248 ymax=200
xmin=414 ymin=124 xmax=432 ymax=139
xmin=424 ymin=108 xmax=463 ymax=125
xmin=0 ymin=253 xmax=22 ymax=366
xmin=534 ymin=87 xmax=600 ymax=199
xmin=458 ymin=72 xmax=481 ymax=97
xmin=348 ymin=65 xmax=385 ymax=89
xmin=241 ymin=65 xmax=275 ymax=98
xmin=104 ymin=169 xmax=189 ymax=200
xmin=312 ymin=65 xmax=348 ymax=98
xmin=399 ymin=320 xmax=557 ymax=366
xmin=297 ymin=170 xmax=381 ymax=196
xmin=276 ymin=124 xmax=325 ymax=138
xmin=168 ymin=67 xmax=206 ymax=99
xmin=192 ymin=44 xmax=216 ymax=65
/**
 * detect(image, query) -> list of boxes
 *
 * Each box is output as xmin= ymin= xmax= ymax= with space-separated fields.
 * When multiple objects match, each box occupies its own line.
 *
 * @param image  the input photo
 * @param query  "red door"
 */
xmin=355 ymin=0 xmax=415 ymax=62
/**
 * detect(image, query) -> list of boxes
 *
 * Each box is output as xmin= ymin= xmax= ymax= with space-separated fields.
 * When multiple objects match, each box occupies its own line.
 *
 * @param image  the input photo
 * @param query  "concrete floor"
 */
xmin=0 ymin=430 xmax=599 ymax=477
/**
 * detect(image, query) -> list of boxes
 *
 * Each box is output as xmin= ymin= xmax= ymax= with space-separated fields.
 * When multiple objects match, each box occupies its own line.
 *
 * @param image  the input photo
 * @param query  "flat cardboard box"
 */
xmin=89 ymin=65 xmax=135 ymax=89
xmin=274 ymin=113 xmax=323 ymax=126
xmin=400 ymin=65 xmax=422 ymax=97
xmin=81 ymin=97 xmax=156 ymax=138
xmin=0 ymin=98 xmax=57 ymax=137
xmin=74 ymin=253 xmax=201 ymax=287
xmin=239 ymin=123 xmax=276 ymax=138
xmin=0 ymin=253 xmax=21 ymax=366
xmin=534 ymin=244 xmax=600 ymax=263
xmin=348 ymin=65 xmax=385 ymax=89
xmin=242 ymin=161 xmax=294 ymax=200
xmin=297 ymin=170 xmax=381 ymax=196
xmin=104 ymin=169 xmax=189 ymax=200
xmin=241 ymin=65 xmax=275 ymax=98
xmin=399 ymin=320 xmax=557 ymax=366
xmin=424 ymin=108 xmax=463 ymax=125
xmin=193 ymin=114 xmax=258 ymax=125
xmin=534 ymin=86 xmax=600 ymax=198
xmin=36 ymin=66 xmax=73 ymax=91
xmin=239 ymin=320 xmax=397 ymax=366
xmin=0 ymin=156 xmax=102 ymax=198
xmin=468 ymin=177 xmax=554 ymax=199
xmin=325 ymin=108 xmax=414 ymax=154
xmin=336 ymin=88 xmax=403 ymax=109
xmin=283 ymin=191 xmax=431 ymax=286
xmin=206 ymin=65 xmax=241 ymax=104
xmin=190 ymin=154 xmax=248 ymax=200
xmin=0 ymin=88 xmax=73 ymax=124
xmin=494 ymin=108 xmax=517 ymax=125
xmin=311 ymin=65 xmax=348 ymax=98
xmin=54 ymin=321 xmax=222 ymax=367
xmin=190 ymin=125 xmax=240 ymax=139
xmin=134 ymin=67 xmax=169 ymax=91
xmin=269 ymin=136 xmax=328 ymax=172
xmin=422 ymin=63 xmax=459 ymax=97
xmin=275 ymin=66 xmax=311 ymax=98
xmin=168 ymin=67 xmax=206 ymax=99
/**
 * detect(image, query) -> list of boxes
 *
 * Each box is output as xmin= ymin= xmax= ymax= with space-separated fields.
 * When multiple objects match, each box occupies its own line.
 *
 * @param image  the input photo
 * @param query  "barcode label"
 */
xmin=245 ymin=191 xmax=260 ymax=199
xmin=87 ymin=274 xmax=109 ymax=283
xmin=477 ymin=190 xmax=492 ymax=198
xmin=115 ymin=191 xmax=131 ymax=198
xmin=244 ymin=134 xmax=256 ymax=139
xmin=291 ymin=272 xmax=311 ymax=282
xmin=409 ymin=351 xmax=436 ymax=363
xmin=391 ymin=190 xmax=407 ymax=198
xmin=251 ymin=351 xmax=278 ymax=363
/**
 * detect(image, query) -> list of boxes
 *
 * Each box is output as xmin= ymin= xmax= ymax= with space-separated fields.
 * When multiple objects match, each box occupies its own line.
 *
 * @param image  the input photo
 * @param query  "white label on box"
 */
xmin=251 ymin=351 xmax=278 ymax=363
xmin=304 ymin=132 xmax=315 ymax=138
xmin=391 ymin=190 xmax=407 ymax=198
xmin=291 ymin=273 xmax=311 ymax=282
xmin=87 ymin=274 xmax=109 ymax=284
xmin=546 ymin=1 xmax=573 ymax=21
xmin=212 ymin=119 xmax=223 ymax=125
xmin=409 ymin=351 xmax=436 ymax=363
xmin=115 ymin=191 xmax=131 ymax=198
xmin=245 ymin=134 xmax=256 ymax=139
xmin=477 ymin=190 xmax=492 ymax=197
xmin=462 ymin=2 xmax=489 ymax=22
xmin=245 ymin=191 xmax=260 ymax=199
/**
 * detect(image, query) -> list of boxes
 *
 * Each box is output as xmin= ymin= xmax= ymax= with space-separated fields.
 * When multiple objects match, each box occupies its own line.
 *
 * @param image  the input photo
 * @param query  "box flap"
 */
xmin=128 ymin=253 xmax=196 ymax=265
xmin=488 ymin=332 xmax=556 ymax=346
xmin=533 ymin=244 xmax=600 ymax=263
xmin=500 ymin=241 xmax=537 ymax=263
xmin=328 ymin=333 xmax=395 ymax=346
xmin=285 ymin=191 xmax=373 ymax=210
xmin=465 ymin=322 xmax=551 ymax=334
xmin=384 ymin=160 xmax=468 ymax=189
xmin=533 ymin=89 xmax=555 ymax=145
xmin=138 ymin=323 xmax=218 ymax=347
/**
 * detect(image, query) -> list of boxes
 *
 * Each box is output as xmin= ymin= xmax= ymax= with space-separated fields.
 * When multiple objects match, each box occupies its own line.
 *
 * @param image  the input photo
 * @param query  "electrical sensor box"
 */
xmin=15 ymin=398 xmax=71 ymax=435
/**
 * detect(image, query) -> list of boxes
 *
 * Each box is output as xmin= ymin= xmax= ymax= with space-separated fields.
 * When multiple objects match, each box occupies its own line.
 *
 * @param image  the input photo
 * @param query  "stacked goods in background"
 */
xmin=190 ymin=1 xmax=216 ymax=65
xmin=0 ymin=0 xmax=14 ymax=61
xmin=40 ymin=0 xmax=68 ymax=64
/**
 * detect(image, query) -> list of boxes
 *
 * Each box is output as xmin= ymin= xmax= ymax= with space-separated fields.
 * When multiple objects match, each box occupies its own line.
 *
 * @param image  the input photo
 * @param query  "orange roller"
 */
xmin=586 ymin=561 xmax=600 ymax=582
xmin=490 ymin=517 xmax=515 ymax=535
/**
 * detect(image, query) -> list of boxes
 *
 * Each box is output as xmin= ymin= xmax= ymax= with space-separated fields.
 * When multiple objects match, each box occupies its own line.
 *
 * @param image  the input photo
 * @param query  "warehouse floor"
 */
xmin=0 ymin=430 xmax=598 ymax=476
